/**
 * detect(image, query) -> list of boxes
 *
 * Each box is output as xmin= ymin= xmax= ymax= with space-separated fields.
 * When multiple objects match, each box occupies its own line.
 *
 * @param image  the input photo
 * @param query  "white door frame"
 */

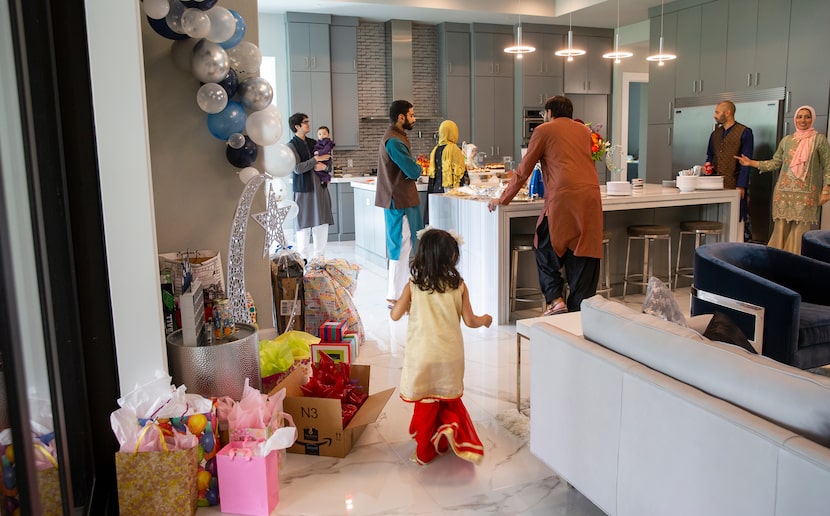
xmin=620 ymin=72 xmax=649 ymax=176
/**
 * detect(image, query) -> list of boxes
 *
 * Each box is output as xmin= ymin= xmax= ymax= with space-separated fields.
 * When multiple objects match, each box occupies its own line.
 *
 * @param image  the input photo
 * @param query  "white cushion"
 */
xmin=581 ymin=295 xmax=830 ymax=447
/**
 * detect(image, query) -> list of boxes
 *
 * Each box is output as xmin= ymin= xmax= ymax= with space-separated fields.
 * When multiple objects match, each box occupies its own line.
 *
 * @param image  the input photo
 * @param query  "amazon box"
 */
xmin=270 ymin=365 xmax=393 ymax=458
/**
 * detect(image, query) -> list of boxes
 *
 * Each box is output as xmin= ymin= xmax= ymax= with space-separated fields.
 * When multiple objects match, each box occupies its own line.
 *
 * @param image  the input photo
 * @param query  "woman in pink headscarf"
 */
xmin=736 ymin=106 xmax=830 ymax=253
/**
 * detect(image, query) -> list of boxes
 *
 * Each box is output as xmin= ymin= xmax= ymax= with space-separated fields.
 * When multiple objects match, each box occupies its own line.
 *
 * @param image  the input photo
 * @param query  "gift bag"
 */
xmin=115 ymin=440 xmax=199 ymax=515
xmin=159 ymin=250 xmax=225 ymax=295
xmin=303 ymin=258 xmax=364 ymax=346
xmin=0 ymin=440 xmax=62 ymax=516
xmin=270 ymin=250 xmax=305 ymax=333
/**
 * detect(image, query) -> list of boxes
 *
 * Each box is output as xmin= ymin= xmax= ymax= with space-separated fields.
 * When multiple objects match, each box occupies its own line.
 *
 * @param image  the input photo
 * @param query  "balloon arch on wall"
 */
xmin=142 ymin=0 xmax=297 ymax=324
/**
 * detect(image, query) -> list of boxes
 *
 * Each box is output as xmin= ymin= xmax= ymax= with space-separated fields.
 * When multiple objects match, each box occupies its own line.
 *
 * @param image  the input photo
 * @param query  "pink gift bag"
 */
xmin=216 ymin=441 xmax=279 ymax=516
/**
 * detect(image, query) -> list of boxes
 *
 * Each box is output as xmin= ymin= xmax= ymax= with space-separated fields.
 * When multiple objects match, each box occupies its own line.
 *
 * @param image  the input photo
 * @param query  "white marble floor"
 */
xmin=205 ymin=241 xmax=690 ymax=516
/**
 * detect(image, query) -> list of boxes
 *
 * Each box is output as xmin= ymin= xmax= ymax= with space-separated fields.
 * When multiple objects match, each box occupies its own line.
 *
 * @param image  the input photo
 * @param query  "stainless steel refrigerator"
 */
xmin=672 ymin=98 xmax=783 ymax=243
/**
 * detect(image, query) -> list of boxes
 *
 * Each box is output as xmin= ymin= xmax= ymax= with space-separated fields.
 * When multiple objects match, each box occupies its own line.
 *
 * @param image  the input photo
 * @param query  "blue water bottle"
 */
xmin=529 ymin=162 xmax=544 ymax=199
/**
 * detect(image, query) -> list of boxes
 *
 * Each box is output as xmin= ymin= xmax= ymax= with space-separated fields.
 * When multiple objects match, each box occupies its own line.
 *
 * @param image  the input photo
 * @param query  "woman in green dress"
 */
xmin=736 ymin=105 xmax=830 ymax=253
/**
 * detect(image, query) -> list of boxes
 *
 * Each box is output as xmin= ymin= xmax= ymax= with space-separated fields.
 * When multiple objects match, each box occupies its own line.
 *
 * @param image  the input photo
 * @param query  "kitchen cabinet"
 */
xmin=353 ymin=186 xmax=386 ymax=262
xmin=645 ymin=123 xmax=674 ymax=183
xmin=327 ymin=184 xmax=339 ymax=237
xmin=473 ymin=30 xmax=514 ymax=78
xmin=288 ymin=22 xmax=330 ymax=72
xmin=523 ymin=76 xmax=564 ymax=108
xmin=289 ymin=70 xmax=332 ymax=131
xmin=646 ymin=11 xmax=677 ymax=125
xmin=439 ymin=25 xmax=472 ymax=142
xmin=336 ymin=182 xmax=355 ymax=240
xmin=474 ymin=75 xmax=514 ymax=161
xmin=521 ymin=31 xmax=564 ymax=108
xmin=563 ymin=35 xmax=612 ymax=94
xmin=784 ymin=0 xmax=830 ymax=122
xmin=674 ymin=1 xmax=727 ymax=97
xmin=330 ymin=20 xmax=359 ymax=148
xmin=725 ymin=0 xmax=789 ymax=92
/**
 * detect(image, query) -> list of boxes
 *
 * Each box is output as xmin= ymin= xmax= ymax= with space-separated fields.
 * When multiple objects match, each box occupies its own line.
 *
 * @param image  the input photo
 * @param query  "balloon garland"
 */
xmin=142 ymin=0 xmax=298 ymax=325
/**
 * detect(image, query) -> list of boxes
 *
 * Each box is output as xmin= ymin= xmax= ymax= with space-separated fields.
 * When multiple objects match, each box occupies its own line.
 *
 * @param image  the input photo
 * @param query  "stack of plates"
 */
xmin=697 ymin=176 xmax=724 ymax=190
xmin=606 ymin=181 xmax=631 ymax=196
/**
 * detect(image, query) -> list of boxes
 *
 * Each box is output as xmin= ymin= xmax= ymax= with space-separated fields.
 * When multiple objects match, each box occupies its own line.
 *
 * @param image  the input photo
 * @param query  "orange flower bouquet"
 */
xmin=585 ymin=122 xmax=610 ymax=162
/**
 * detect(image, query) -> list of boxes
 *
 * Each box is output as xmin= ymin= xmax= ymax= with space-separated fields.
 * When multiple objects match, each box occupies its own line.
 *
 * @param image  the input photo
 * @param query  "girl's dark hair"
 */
xmin=410 ymin=229 xmax=462 ymax=294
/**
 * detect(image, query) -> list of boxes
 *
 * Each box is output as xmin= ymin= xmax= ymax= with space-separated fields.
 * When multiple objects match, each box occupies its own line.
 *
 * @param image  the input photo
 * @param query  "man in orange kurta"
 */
xmin=489 ymin=96 xmax=603 ymax=314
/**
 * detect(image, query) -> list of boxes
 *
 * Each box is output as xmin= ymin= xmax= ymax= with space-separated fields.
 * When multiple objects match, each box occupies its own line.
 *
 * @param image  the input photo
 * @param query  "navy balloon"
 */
xmin=207 ymin=101 xmax=246 ymax=140
xmin=226 ymin=135 xmax=258 ymax=168
xmin=216 ymin=68 xmax=239 ymax=98
xmin=181 ymin=0 xmax=217 ymax=10
xmin=146 ymin=16 xmax=190 ymax=41
xmin=219 ymin=10 xmax=247 ymax=49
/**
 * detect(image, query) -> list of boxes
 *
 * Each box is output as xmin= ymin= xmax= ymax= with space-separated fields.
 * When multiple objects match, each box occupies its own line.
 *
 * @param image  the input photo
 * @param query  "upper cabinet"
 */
xmin=288 ymin=21 xmax=330 ymax=72
xmin=674 ymin=0 xmax=727 ymax=97
xmin=647 ymin=11 xmax=677 ymax=124
xmin=563 ymin=36 xmax=612 ymax=94
xmin=725 ymin=0 xmax=790 ymax=92
xmin=439 ymin=24 xmax=472 ymax=142
xmin=784 ymin=0 xmax=830 ymax=122
xmin=522 ymin=31 xmax=564 ymax=107
xmin=330 ymin=18 xmax=359 ymax=148
xmin=473 ymin=30 xmax=514 ymax=77
xmin=445 ymin=29 xmax=471 ymax=77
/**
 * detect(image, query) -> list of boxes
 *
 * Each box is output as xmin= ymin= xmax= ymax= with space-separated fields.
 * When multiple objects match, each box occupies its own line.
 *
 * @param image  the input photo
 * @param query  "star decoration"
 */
xmin=252 ymin=189 xmax=290 ymax=257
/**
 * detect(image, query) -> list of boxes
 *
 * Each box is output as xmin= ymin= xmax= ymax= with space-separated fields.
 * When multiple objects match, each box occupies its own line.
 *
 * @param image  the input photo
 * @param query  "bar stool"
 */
xmin=510 ymin=234 xmax=546 ymax=314
xmin=595 ymin=230 xmax=613 ymax=298
xmin=674 ymin=220 xmax=724 ymax=289
xmin=623 ymin=225 xmax=672 ymax=299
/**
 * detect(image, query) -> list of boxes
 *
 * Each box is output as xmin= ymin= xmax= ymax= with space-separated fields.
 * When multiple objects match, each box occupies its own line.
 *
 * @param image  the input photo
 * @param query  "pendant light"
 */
xmin=646 ymin=0 xmax=676 ymax=65
xmin=504 ymin=7 xmax=535 ymax=58
xmin=554 ymin=13 xmax=586 ymax=62
xmin=602 ymin=0 xmax=633 ymax=63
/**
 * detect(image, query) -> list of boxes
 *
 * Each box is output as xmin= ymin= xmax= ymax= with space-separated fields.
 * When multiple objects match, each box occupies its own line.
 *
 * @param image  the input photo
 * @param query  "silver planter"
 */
xmin=166 ymin=323 xmax=261 ymax=401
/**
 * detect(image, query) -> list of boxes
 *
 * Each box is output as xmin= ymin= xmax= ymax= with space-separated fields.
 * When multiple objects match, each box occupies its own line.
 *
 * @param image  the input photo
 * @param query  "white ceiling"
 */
xmin=258 ymin=0 xmax=663 ymax=29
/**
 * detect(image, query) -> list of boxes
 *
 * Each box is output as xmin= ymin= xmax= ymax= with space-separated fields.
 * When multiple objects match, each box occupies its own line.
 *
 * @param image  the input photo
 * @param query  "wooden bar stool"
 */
xmin=674 ymin=220 xmax=724 ymax=289
xmin=623 ymin=225 xmax=672 ymax=299
xmin=510 ymin=234 xmax=546 ymax=314
xmin=595 ymin=230 xmax=613 ymax=298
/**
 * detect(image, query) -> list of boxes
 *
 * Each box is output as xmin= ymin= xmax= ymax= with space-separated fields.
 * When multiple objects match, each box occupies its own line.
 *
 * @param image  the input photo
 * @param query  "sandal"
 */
xmin=543 ymin=301 xmax=568 ymax=316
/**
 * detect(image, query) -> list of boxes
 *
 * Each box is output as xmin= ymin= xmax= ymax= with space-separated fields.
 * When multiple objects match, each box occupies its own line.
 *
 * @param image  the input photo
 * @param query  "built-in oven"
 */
xmin=523 ymin=107 xmax=544 ymax=140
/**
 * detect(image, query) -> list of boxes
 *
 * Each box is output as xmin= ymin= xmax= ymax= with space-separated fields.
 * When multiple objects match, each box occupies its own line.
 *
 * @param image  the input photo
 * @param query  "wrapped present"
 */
xmin=270 ymin=250 xmax=305 ymax=333
xmin=319 ymin=320 xmax=348 ymax=342
xmin=342 ymin=333 xmax=359 ymax=361
xmin=303 ymin=258 xmax=364 ymax=347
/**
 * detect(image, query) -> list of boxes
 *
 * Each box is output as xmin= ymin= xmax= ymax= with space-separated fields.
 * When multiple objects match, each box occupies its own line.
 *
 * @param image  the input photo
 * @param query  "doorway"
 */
xmin=620 ymin=72 xmax=648 ymax=180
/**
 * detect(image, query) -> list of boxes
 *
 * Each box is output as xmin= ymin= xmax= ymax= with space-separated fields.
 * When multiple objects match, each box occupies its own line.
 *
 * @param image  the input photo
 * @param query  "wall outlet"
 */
xmin=347 ymin=159 xmax=353 ymax=168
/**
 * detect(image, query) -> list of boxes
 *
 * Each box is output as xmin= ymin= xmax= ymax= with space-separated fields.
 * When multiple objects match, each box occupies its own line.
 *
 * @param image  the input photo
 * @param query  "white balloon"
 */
xmin=227 ymin=132 xmax=246 ymax=150
xmin=205 ymin=6 xmax=236 ymax=43
xmin=196 ymin=83 xmax=228 ymax=114
xmin=268 ymin=177 xmax=289 ymax=201
xmin=238 ymin=167 xmax=261 ymax=184
xmin=246 ymin=105 xmax=282 ymax=146
xmin=182 ymin=8 xmax=211 ymax=39
xmin=227 ymin=41 xmax=261 ymax=74
xmin=264 ymin=142 xmax=296 ymax=178
xmin=142 ymin=0 xmax=170 ymax=19
xmin=170 ymin=38 xmax=199 ymax=73
xmin=165 ymin=0 xmax=186 ymax=34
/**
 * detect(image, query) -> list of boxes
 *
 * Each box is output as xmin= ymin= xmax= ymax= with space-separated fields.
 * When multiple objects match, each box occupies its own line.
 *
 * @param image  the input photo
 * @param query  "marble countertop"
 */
xmin=351 ymin=178 xmax=429 ymax=192
xmin=331 ymin=175 xmax=374 ymax=184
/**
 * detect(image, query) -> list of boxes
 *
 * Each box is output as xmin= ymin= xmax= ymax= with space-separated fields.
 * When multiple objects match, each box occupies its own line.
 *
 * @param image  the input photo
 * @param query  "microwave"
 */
xmin=523 ymin=108 xmax=544 ymax=139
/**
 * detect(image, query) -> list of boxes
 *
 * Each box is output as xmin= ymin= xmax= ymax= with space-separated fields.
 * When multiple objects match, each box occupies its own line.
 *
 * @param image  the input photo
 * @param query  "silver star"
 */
xmin=252 ymin=189 xmax=290 ymax=257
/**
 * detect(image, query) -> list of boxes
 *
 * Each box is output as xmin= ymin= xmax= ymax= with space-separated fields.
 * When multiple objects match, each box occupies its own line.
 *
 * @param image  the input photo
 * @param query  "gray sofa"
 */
xmin=529 ymin=295 xmax=830 ymax=516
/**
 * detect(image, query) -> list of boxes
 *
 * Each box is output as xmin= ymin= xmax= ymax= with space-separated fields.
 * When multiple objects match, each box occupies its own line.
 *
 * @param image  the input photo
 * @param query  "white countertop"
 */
xmin=331 ymin=176 xmax=374 ymax=184
xmin=351 ymin=179 xmax=429 ymax=192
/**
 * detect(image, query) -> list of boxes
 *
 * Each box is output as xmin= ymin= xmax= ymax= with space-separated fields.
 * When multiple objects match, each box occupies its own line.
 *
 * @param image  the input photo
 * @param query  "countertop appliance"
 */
xmin=672 ymin=93 xmax=783 ymax=243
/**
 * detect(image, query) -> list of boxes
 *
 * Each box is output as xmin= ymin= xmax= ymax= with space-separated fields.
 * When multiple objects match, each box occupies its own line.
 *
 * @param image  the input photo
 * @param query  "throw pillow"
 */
xmin=641 ymin=276 xmax=687 ymax=327
xmin=703 ymin=312 xmax=757 ymax=354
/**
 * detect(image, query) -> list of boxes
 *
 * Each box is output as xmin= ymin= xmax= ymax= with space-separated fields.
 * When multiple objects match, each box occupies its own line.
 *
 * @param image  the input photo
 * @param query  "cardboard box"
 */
xmin=270 ymin=365 xmax=393 ymax=458
xmin=310 ymin=342 xmax=352 ymax=364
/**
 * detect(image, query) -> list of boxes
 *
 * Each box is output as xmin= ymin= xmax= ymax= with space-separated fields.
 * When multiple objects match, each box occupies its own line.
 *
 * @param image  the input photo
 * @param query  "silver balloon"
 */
xmin=165 ymin=0 xmax=187 ymax=34
xmin=227 ymin=132 xmax=246 ymax=150
xmin=182 ymin=8 xmax=210 ymax=39
xmin=170 ymin=38 xmax=199 ymax=73
xmin=196 ymin=83 xmax=228 ymax=114
xmin=246 ymin=105 xmax=282 ymax=146
xmin=227 ymin=41 xmax=261 ymax=75
xmin=142 ymin=0 xmax=170 ymax=19
xmin=191 ymin=40 xmax=229 ymax=83
xmin=205 ymin=6 xmax=236 ymax=43
xmin=237 ymin=77 xmax=273 ymax=111
xmin=264 ymin=142 xmax=296 ymax=178
xmin=238 ymin=166 xmax=260 ymax=184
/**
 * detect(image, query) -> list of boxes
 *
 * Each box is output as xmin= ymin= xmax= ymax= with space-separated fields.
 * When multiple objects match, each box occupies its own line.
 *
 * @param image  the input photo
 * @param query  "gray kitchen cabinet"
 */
xmin=523 ymin=75 xmax=564 ymax=108
xmin=330 ymin=19 xmax=359 ymax=148
xmin=570 ymin=94 xmax=608 ymax=138
xmin=645 ymin=123 xmax=674 ymax=183
xmin=646 ymin=11 xmax=677 ymax=125
xmin=784 ymin=0 xmax=830 ymax=121
xmin=337 ymin=183 xmax=355 ymax=241
xmin=474 ymin=75 xmax=514 ymax=161
xmin=563 ymin=35 xmax=612 ymax=94
xmin=287 ymin=21 xmax=330 ymax=72
xmin=439 ymin=25 xmax=472 ymax=142
xmin=521 ymin=32 xmax=563 ymax=78
xmin=353 ymin=187 xmax=386 ymax=261
xmin=289 ymin=70 xmax=332 ymax=131
xmin=725 ymin=0 xmax=789 ymax=92
xmin=473 ymin=29 xmax=514 ymax=78
xmin=327 ymin=184 xmax=339 ymax=237
xmin=674 ymin=1 xmax=727 ymax=97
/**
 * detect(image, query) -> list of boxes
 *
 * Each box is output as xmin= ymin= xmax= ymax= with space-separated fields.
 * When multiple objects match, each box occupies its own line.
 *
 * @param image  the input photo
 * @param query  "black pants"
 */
xmin=534 ymin=216 xmax=601 ymax=312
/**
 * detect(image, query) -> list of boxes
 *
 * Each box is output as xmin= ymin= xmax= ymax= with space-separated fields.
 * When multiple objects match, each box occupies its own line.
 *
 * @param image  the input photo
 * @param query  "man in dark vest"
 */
xmin=375 ymin=100 xmax=424 ymax=307
xmin=706 ymin=100 xmax=754 ymax=241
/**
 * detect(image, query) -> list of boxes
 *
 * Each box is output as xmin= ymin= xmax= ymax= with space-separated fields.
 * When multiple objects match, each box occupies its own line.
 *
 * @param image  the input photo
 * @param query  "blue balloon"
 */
xmin=146 ymin=16 xmax=189 ymax=41
xmin=216 ymin=68 xmax=239 ymax=98
xmin=181 ymin=0 xmax=217 ymax=10
xmin=219 ymin=10 xmax=247 ymax=49
xmin=226 ymin=135 xmax=258 ymax=168
xmin=205 ymin=485 xmax=220 ymax=505
xmin=3 ymin=464 xmax=15 ymax=489
xmin=199 ymin=430 xmax=215 ymax=453
xmin=207 ymin=101 xmax=247 ymax=140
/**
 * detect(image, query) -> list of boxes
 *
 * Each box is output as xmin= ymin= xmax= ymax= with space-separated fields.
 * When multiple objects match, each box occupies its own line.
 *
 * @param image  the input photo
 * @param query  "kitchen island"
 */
xmin=429 ymin=184 xmax=741 ymax=324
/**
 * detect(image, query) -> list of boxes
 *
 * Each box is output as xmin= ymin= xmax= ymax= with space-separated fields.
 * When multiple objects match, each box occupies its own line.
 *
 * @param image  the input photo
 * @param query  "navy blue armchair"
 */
xmin=692 ymin=242 xmax=830 ymax=369
xmin=802 ymin=230 xmax=830 ymax=263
